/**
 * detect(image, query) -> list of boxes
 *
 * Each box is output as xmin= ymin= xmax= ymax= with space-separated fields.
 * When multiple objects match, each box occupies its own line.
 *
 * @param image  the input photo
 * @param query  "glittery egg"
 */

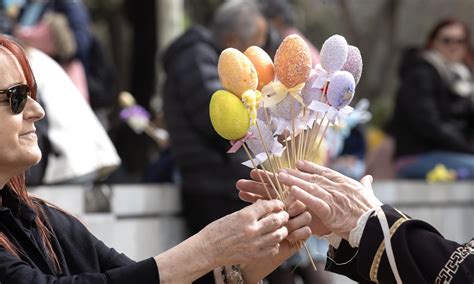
xmin=218 ymin=48 xmax=258 ymax=97
xmin=274 ymin=34 xmax=312 ymax=88
xmin=319 ymin=35 xmax=349 ymax=73
xmin=247 ymin=119 xmax=274 ymax=155
xmin=244 ymin=46 xmax=275 ymax=90
xmin=326 ymin=71 xmax=355 ymax=109
xmin=210 ymin=90 xmax=250 ymax=140
xmin=272 ymin=94 xmax=302 ymax=120
xmin=342 ymin=45 xmax=363 ymax=85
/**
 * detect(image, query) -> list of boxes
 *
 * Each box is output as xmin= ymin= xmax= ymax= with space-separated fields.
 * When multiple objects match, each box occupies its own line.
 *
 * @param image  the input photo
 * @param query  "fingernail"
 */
xmin=296 ymin=160 xmax=304 ymax=167
xmin=279 ymin=172 xmax=288 ymax=179
xmin=287 ymin=207 xmax=296 ymax=217
xmin=279 ymin=169 xmax=287 ymax=173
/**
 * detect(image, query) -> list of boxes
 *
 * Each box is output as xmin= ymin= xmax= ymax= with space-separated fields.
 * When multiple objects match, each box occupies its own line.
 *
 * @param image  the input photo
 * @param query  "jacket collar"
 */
xmin=0 ymin=186 xmax=37 ymax=224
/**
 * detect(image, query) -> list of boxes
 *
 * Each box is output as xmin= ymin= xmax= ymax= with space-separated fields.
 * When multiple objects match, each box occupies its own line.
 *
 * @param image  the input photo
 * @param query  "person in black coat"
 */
xmin=388 ymin=18 xmax=474 ymax=179
xmin=237 ymin=160 xmax=474 ymax=283
xmin=162 ymin=0 xmax=267 ymax=240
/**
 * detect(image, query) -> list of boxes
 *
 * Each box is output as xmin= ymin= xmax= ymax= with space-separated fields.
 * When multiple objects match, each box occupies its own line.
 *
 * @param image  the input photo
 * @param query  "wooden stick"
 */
xmin=303 ymin=242 xmax=318 ymax=271
xmin=310 ymin=118 xmax=331 ymax=159
xmin=255 ymin=122 xmax=285 ymax=195
xmin=243 ymin=144 xmax=281 ymax=200
xmin=305 ymin=112 xmax=325 ymax=160
xmin=290 ymin=99 xmax=296 ymax=168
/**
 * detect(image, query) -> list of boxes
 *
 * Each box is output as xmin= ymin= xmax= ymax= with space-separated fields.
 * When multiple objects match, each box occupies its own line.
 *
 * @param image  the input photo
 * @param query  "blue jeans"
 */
xmin=397 ymin=151 xmax=474 ymax=180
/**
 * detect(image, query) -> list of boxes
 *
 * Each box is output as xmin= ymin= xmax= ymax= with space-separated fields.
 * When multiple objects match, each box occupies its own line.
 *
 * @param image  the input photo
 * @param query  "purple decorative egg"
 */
xmin=327 ymin=71 xmax=355 ymax=109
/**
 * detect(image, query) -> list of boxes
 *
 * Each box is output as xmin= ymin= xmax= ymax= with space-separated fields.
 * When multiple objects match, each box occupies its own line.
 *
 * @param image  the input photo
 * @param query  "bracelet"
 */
xmin=220 ymin=265 xmax=244 ymax=284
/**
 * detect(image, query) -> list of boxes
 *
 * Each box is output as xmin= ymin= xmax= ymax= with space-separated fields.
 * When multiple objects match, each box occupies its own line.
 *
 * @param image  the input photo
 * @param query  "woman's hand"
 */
xmin=155 ymin=199 xmax=290 ymax=283
xmin=237 ymin=191 xmax=313 ymax=283
xmin=203 ymin=199 xmax=290 ymax=266
xmin=236 ymin=169 xmax=331 ymax=236
xmin=278 ymin=160 xmax=382 ymax=240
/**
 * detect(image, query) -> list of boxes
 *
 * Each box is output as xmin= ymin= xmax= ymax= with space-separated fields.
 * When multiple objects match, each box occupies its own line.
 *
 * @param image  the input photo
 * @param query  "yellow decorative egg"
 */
xmin=244 ymin=46 xmax=275 ymax=91
xmin=274 ymin=34 xmax=312 ymax=88
xmin=210 ymin=90 xmax=250 ymax=140
xmin=218 ymin=48 xmax=258 ymax=97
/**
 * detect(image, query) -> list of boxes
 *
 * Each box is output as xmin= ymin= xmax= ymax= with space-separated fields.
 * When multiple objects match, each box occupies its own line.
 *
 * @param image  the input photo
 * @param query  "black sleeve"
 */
xmin=397 ymin=65 xmax=474 ymax=153
xmin=0 ymin=246 xmax=159 ymax=284
xmin=0 ymin=205 xmax=161 ymax=284
xmin=326 ymin=205 xmax=474 ymax=283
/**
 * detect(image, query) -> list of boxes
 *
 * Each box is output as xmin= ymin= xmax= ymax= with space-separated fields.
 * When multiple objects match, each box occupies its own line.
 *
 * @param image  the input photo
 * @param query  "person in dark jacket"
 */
xmin=0 ymin=34 xmax=314 ymax=283
xmin=388 ymin=18 xmax=474 ymax=179
xmin=237 ymin=160 xmax=474 ymax=283
xmin=162 ymin=0 xmax=267 ymax=249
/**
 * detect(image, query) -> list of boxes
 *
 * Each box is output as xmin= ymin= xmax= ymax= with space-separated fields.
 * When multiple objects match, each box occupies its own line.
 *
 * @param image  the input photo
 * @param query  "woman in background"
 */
xmin=389 ymin=18 xmax=474 ymax=179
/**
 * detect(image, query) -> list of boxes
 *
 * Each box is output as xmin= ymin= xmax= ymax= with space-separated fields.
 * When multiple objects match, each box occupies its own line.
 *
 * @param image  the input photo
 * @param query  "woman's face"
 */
xmin=0 ymin=47 xmax=45 ymax=177
xmin=432 ymin=23 xmax=468 ymax=63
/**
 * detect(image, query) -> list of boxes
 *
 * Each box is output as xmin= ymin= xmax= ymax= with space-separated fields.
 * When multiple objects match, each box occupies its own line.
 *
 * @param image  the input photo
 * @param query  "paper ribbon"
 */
xmin=308 ymin=101 xmax=353 ymax=124
xmin=262 ymin=81 xmax=305 ymax=108
xmin=312 ymin=64 xmax=331 ymax=89
xmin=227 ymin=132 xmax=253 ymax=153
xmin=242 ymin=138 xmax=286 ymax=168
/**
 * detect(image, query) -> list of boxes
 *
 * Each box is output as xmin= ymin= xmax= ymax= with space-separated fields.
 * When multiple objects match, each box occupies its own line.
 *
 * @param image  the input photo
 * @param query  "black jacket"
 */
xmin=326 ymin=205 xmax=474 ymax=283
xmin=162 ymin=26 xmax=250 ymax=196
xmin=389 ymin=48 xmax=474 ymax=158
xmin=0 ymin=187 xmax=159 ymax=283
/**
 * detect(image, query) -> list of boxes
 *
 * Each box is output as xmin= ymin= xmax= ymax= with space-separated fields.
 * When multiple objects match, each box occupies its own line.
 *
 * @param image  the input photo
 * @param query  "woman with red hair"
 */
xmin=0 ymin=35 xmax=312 ymax=283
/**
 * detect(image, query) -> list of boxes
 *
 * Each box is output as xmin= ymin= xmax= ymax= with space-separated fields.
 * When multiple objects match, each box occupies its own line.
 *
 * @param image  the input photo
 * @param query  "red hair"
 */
xmin=0 ymin=35 xmax=61 ymax=273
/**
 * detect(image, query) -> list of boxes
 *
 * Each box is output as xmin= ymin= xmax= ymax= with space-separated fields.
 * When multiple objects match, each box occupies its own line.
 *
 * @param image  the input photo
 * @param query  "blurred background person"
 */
xmin=258 ymin=0 xmax=319 ymax=64
xmin=162 ymin=0 xmax=267 ymax=282
xmin=387 ymin=18 xmax=474 ymax=180
xmin=9 ymin=0 xmax=92 ymax=101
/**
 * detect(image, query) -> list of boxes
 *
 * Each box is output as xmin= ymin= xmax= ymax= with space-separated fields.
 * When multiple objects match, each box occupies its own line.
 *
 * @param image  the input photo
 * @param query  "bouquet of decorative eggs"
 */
xmin=210 ymin=33 xmax=362 ymax=174
xmin=209 ymin=33 xmax=363 ymax=268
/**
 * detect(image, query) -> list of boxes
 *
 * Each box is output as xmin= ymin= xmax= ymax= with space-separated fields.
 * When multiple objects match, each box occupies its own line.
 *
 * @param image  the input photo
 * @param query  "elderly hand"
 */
xmin=203 ymin=199 xmax=290 ymax=266
xmin=237 ymin=169 xmax=330 ymax=237
xmin=278 ymin=160 xmax=382 ymax=240
xmin=233 ymin=176 xmax=312 ymax=283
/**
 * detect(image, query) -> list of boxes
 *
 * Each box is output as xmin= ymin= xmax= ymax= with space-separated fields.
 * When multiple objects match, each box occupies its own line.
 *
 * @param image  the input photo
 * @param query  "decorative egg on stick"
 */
xmin=209 ymin=90 xmax=250 ymax=140
xmin=326 ymin=71 xmax=356 ymax=110
xmin=342 ymin=45 xmax=363 ymax=85
xmin=218 ymin=48 xmax=258 ymax=97
xmin=274 ymin=34 xmax=312 ymax=88
xmin=319 ymin=35 xmax=349 ymax=74
xmin=244 ymin=46 xmax=275 ymax=91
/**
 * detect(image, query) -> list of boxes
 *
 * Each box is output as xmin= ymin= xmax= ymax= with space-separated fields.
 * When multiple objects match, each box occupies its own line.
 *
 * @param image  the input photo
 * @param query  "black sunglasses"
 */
xmin=0 ymin=84 xmax=31 ymax=114
xmin=439 ymin=36 xmax=466 ymax=45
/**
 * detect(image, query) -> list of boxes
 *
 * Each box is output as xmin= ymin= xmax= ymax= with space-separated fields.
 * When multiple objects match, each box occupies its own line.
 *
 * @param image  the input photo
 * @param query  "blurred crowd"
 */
xmin=1 ymin=0 xmax=473 ymax=282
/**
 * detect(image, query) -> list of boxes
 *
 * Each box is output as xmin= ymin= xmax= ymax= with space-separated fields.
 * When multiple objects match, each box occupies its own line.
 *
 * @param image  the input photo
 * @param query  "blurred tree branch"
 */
xmin=335 ymin=0 xmax=402 ymax=101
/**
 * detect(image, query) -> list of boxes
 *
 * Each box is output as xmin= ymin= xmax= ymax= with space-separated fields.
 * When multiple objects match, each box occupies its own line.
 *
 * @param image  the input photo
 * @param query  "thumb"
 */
xmin=360 ymin=175 xmax=373 ymax=190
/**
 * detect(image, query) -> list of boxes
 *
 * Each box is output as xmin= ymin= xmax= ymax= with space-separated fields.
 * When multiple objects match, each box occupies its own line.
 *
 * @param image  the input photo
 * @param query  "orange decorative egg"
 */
xmin=274 ymin=34 xmax=312 ymax=88
xmin=244 ymin=46 xmax=275 ymax=90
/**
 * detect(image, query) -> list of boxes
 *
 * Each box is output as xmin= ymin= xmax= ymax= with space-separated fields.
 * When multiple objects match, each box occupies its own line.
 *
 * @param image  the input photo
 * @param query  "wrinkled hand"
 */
xmin=284 ymin=195 xmax=312 ymax=243
xmin=278 ymin=160 xmax=382 ymax=240
xmin=203 ymin=199 xmax=289 ymax=266
xmin=236 ymin=169 xmax=329 ymax=236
